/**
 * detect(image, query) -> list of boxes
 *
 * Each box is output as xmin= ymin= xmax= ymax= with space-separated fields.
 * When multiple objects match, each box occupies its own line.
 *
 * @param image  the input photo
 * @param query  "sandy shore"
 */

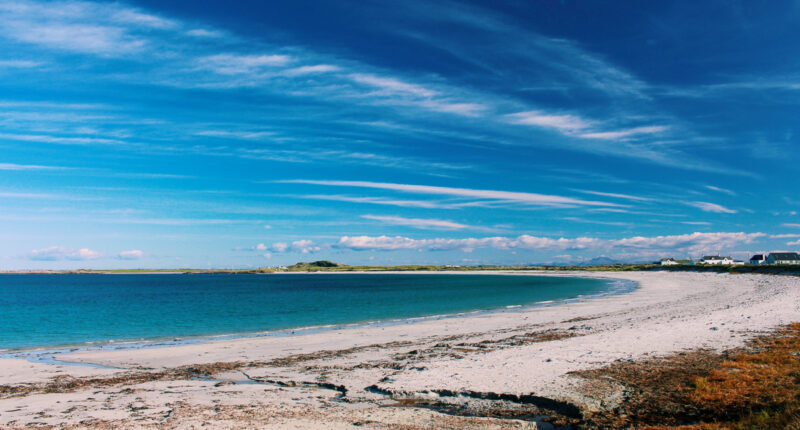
xmin=1 ymin=271 xmax=799 ymax=429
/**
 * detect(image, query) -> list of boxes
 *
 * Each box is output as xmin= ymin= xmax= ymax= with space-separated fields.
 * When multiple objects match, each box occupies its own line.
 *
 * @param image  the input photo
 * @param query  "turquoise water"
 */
xmin=0 ymin=273 xmax=625 ymax=350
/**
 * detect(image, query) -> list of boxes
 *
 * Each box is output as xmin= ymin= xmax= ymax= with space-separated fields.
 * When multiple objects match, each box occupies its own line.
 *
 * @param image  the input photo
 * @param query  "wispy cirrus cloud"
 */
xmin=0 ymin=132 xmax=123 ymax=146
xmin=0 ymin=0 xmax=752 ymax=180
xmin=578 ymin=125 xmax=668 ymax=140
xmin=0 ymin=191 xmax=62 ymax=199
xmin=687 ymin=201 xmax=737 ymax=214
xmin=505 ymin=111 xmax=592 ymax=133
xmin=283 ymin=64 xmax=340 ymax=76
xmin=0 ymin=59 xmax=44 ymax=68
xmin=194 ymin=130 xmax=275 ymax=140
xmin=0 ymin=163 xmax=65 ymax=171
xmin=350 ymin=73 xmax=438 ymax=98
xmin=196 ymin=53 xmax=292 ymax=75
xmin=297 ymin=194 xmax=461 ymax=209
xmin=279 ymin=180 xmax=622 ymax=208
xmin=573 ymin=189 xmax=654 ymax=202
xmin=242 ymin=150 xmax=469 ymax=173
xmin=705 ymin=185 xmax=736 ymax=196
xmin=0 ymin=0 xmax=161 ymax=55
xmin=361 ymin=215 xmax=472 ymax=230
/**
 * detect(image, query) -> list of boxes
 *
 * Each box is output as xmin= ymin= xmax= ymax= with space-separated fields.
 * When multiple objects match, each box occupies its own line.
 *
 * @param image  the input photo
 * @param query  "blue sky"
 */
xmin=1 ymin=0 xmax=799 ymax=269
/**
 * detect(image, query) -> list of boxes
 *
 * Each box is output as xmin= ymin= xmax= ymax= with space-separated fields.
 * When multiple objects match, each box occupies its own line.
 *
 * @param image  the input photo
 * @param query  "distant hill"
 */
xmin=287 ymin=260 xmax=339 ymax=270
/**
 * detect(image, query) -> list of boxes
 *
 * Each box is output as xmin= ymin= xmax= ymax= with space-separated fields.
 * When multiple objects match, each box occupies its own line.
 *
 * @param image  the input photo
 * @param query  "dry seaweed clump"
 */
xmin=685 ymin=323 xmax=800 ymax=429
xmin=573 ymin=323 xmax=800 ymax=429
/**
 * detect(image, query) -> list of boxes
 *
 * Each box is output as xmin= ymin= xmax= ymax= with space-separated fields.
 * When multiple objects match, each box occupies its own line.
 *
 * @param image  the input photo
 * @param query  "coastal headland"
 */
xmin=1 ymin=271 xmax=799 ymax=429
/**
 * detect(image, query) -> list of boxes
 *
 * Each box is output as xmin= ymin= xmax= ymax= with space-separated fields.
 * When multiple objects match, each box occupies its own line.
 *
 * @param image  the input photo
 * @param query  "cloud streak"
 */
xmin=361 ymin=215 xmax=472 ymax=230
xmin=280 ymin=180 xmax=622 ymax=207
xmin=687 ymin=201 xmax=737 ymax=214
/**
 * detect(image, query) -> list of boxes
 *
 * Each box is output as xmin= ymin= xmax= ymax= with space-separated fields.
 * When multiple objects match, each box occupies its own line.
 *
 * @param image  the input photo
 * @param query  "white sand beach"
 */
xmin=1 ymin=271 xmax=799 ymax=429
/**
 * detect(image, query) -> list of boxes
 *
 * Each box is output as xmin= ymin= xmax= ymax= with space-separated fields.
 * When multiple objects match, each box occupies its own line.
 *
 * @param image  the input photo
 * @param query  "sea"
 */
xmin=0 ymin=273 xmax=632 ymax=351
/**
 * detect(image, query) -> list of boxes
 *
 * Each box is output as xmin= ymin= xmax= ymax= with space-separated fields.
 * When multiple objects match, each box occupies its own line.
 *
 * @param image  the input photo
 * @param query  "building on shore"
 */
xmin=699 ymin=255 xmax=734 ymax=265
xmin=749 ymin=254 xmax=767 ymax=265
xmin=765 ymin=252 xmax=800 ymax=265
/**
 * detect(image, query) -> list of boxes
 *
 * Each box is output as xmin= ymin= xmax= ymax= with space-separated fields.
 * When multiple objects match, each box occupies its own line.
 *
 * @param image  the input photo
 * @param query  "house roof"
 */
xmin=768 ymin=252 xmax=800 ymax=260
xmin=750 ymin=254 xmax=764 ymax=260
xmin=702 ymin=256 xmax=730 ymax=260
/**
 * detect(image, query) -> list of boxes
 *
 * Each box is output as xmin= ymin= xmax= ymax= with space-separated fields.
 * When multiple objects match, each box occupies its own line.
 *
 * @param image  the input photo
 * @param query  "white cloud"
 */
xmin=283 ymin=64 xmax=340 ymax=76
xmin=0 ymin=1 xmax=151 ymax=55
xmin=263 ymin=252 xmax=272 ymax=259
xmin=506 ymin=110 xmax=592 ymax=132
xmin=335 ymin=232 xmax=764 ymax=256
xmin=611 ymin=232 xmax=763 ymax=254
xmin=687 ymin=201 xmax=737 ymax=214
xmin=0 ymin=191 xmax=60 ymax=199
xmin=113 ymin=9 xmax=176 ymax=29
xmin=705 ymin=185 xmax=736 ymax=196
xmin=578 ymin=126 xmax=667 ymax=140
xmin=186 ymin=28 xmax=224 ymax=38
xmin=0 ymin=163 xmax=63 ymax=170
xmin=361 ymin=215 xmax=471 ymax=230
xmin=291 ymin=240 xmax=320 ymax=254
xmin=299 ymin=194 xmax=460 ymax=209
xmin=197 ymin=53 xmax=292 ymax=75
xmin=29 ymin=246 xmax=102 ymax=261
xmin=0 ymin=132 xmax=122 ymax=145
xmin=195 ymin=130 xmax=274 ymax=140
xmin=280 ymin=180 xmax=621 ymax=208
xmin=347 ymin=73 xmax=485 ymax=117
xmin=783 ymin=223 xmax=800 ymax=228
xmin=0 ymin=59 xmax=43 ymax=68
xmin=336 ymin=235 xmax=599 ymax=252
xmin=574 ymin=189 xmax=654 ymax=202
xmin=118 ymin=249 xmax=144 ymax=260
xmin=267 ymin=240 xmax=321 ymax=254
xmin=349 ymin=73 xmax=438 ymax=98
xmin=418 ymin=100 xmax=486 ymax=117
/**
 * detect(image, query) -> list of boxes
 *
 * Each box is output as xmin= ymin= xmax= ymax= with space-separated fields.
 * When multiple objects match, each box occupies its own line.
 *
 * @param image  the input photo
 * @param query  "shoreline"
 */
xmin=2 ymin=271 xmax=798 ymax=428
xmin=0 ymin=272 xmax=636 ymax=357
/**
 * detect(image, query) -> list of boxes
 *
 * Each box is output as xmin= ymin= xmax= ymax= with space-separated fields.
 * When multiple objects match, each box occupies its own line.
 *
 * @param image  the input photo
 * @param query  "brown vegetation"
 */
xmin=575 ymin=323 xmax=800 ymax=429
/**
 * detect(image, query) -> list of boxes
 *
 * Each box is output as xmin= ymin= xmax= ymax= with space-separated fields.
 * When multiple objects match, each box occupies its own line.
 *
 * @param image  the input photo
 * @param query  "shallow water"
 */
xmin=0 ymin=273 xmax=619 ymax=350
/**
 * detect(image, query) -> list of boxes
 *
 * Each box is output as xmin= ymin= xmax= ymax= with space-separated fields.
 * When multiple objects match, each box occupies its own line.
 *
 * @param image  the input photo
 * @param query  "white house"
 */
xmin=749 ymin=254 xmax=767 ymax=265
xmin=660 ymin=258 xmax=679 ymax=266
xmin=765 ymin=252 xmax=800 ymax=265
xmin=700 ymin=255 xmax=734 ymax=265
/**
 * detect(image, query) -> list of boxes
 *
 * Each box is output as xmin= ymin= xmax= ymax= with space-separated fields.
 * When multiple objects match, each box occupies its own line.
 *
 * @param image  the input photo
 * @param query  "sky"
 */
xmin=1 ymin=0 xmax=800 ymax=269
